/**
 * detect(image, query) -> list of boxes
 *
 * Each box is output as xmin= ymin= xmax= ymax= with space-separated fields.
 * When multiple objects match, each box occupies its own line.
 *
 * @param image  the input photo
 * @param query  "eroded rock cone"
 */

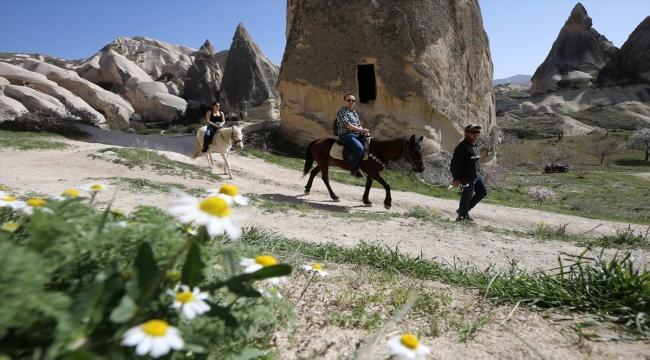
xmin=618 ymin=16 xmax=650 ymax=83
xmin=221 ymin=23 xmax=280 ymax=120
xmin=183 ymin=39 xmax=222 ymax=106
xmin=531 ymin=3 xmax=619 ymax=96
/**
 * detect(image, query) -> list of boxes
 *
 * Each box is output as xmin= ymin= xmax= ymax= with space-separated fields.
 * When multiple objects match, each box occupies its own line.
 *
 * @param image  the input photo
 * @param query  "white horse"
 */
xmin=191 ymin=125 xmax=243 ymax=179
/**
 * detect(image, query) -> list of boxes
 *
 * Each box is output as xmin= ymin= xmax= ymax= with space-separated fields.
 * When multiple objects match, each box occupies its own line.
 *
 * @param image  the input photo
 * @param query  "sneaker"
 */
xmin=201 ymin=148 xmax=208 ymax=153
xmin=455 ymin=216 xmax=467 ymax=222
xmin=351 ymin=170 xmax=364 ymax=179
xmin=466 ymin=214 xmax=474 ymax=222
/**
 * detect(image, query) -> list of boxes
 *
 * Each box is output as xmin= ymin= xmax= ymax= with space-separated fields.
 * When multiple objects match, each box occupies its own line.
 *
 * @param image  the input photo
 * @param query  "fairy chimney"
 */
xmin=278 ymin=0 xmax=497 ymax=157
xmin=531 ymin=3 xmax=619 ymax=96
xmin=221 ymin=23 xmax=280 ymax=120
xmin=183 ymin=39 xmax=222 ymax=106
xmin=618 ymin=16 xmax=650 ymax=83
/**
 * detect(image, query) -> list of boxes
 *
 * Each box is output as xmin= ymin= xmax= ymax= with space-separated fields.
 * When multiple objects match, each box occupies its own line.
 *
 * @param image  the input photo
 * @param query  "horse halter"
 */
xmin=403 ymin=140 xmax=424 ymax=171
xmin=220 ymin=129 xmax=243 ymax=146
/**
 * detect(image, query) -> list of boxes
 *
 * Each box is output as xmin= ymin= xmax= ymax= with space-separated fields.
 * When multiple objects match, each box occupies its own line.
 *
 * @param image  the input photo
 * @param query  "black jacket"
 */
xmin=450 ymin=139 xmax=481 ymax=180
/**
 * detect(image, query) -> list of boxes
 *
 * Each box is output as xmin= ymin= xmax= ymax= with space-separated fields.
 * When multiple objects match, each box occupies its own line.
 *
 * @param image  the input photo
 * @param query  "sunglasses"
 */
xmin=346 ymin=99 xmax=356 ymax=103
xmin=469 ymin=130 xmax=481 ymax=134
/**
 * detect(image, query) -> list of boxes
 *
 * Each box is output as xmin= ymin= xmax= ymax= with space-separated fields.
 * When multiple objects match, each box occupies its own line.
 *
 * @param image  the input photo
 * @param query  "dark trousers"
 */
xmin=338 ymin=133 xmax=364 ymax=170
xmin=457 ymin=175 xmax=488 ymax=217
xmin=203 ymin=126 xmax=218 ymax=151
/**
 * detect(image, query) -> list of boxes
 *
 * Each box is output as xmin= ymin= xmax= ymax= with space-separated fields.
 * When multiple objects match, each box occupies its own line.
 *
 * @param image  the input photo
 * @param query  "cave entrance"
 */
xmin=357 ymin=64 xmax=377 ymax=103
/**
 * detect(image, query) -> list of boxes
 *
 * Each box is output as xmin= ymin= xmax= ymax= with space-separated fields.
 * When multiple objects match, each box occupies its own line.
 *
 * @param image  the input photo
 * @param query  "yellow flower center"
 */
xmin=199 ymin=197 xmax=231 ymax=217
xmin=1 ymin=195 xmax=15 ymax=202
xmin=62 ymin=189 xmax=79 ymax=197
xmin=142 ymin=319 xmax=169 ymax=337
xmin=220 ymin=184 xmax=239 ymax=196
xmin=27 ymin=199 xmax=46 ymax=207
xmin=166 ymin=271 xmax=181 ymax=281
xmin=91 ymin=184 xmax=104 ymax=191
xmin=255 ymin=255 xmax=278 ymax=267
xmin=1 ymin=222 xmax=19 ymax=232
xmin=400 ymin=334 xmax=419 ymax=350
xmin=175 ymin=291 xmax=195 ymax=303
xmin=312 ymin=264 xmax=323 ymax=271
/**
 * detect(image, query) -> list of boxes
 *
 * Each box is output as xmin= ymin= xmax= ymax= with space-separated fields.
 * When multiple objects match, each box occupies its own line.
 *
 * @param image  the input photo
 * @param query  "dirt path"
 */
xmin=1 ymin=126 xmax=648 ymax=271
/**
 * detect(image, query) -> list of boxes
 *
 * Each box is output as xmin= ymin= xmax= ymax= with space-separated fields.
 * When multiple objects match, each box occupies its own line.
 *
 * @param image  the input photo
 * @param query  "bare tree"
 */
xmin=621 ymin=128 xmax=650 ymax=161
xmin=542 ymin=146 xmax=577 ymax=164
xmin=590 ymin=97 xmax=612 ymax=108
xmin=589 ymin=141 xmax=619 ymax=164
xmin=527 ymin=186 xmax=556 ymax=206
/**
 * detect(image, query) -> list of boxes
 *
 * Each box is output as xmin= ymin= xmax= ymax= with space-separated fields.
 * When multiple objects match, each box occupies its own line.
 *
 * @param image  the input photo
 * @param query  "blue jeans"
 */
xmin=339 ymin=133 xmax=364 ymax=170
xmin=457 ymin=175 xmax=488 ymax=217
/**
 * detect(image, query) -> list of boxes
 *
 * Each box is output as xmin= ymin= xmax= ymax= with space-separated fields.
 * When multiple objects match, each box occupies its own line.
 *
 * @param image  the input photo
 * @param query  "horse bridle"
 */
xmin=220 ymin=130 xmax=243 ymax=147
xmin=403 ymin=140 xmax=424 ymax=171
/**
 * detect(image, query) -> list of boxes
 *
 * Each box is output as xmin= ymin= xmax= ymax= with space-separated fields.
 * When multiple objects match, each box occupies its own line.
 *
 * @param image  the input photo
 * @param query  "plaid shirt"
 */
xmin=336 ymin=107 xmax=361 ymax=136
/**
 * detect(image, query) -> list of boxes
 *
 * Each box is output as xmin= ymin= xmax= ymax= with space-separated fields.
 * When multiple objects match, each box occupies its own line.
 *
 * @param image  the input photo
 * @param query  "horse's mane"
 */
xmin=369 ymin=137 xmax=407 ymax=143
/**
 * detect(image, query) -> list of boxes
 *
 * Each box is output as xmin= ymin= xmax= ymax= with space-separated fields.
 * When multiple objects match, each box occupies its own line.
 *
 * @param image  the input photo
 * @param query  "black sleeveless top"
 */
xmin=209 ymin=111 xmax=223 ymax=128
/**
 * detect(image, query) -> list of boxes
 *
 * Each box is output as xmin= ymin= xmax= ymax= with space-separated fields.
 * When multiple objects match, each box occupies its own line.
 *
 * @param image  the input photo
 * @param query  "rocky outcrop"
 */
xmin=531 ymin=3 xmax=619 ymax=96
xmin=124 ymin=77 xmax=186 ymax=121
xmin=618 ymin=16 xmax=650 ymax=83
xmin=494 ymin=84 xmax=531 ymax=101
xmin=22 ymin=58 xmax=133 ymax=127
xmin=77 ymin=49 xmax=186 ymax=120
xmin=0 ymin=62 xmax=105 ymax=123
xmin=278 ymin=0 xmax=497 ymax=157
xmin=221 ymin=24 xmax=280 ymax=120
xmin=0 ymin=77 xmax=29 ymax=120
xmin=183 ymin=40 xmax=222 ymax=106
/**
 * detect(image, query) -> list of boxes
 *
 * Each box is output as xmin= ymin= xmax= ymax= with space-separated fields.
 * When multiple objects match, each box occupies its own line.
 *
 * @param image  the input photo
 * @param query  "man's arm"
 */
xmin=449 ymin=143 xmax=465 ymax=183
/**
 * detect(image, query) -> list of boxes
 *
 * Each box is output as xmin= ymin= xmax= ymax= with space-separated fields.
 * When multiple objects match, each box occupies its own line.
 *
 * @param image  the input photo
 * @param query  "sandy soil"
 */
xmin=2 ymin=126 xmax=649 ymax=358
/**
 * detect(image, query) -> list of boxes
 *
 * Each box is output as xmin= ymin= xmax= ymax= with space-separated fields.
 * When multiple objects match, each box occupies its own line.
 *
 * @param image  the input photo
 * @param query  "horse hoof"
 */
xmin=333 ymin=198 xmax=340 ymax=202
xmin=384 ymin=205 xmax=391 ymax=210
xmin=304 ymin=191 xmax=310 ymax=195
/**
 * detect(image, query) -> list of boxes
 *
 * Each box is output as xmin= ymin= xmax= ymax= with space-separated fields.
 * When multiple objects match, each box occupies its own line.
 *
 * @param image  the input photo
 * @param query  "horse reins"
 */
xmin=403 ymin=140 xmax=424 ymax=170
xmin=220 ymin=130 xmax=243 ymax=147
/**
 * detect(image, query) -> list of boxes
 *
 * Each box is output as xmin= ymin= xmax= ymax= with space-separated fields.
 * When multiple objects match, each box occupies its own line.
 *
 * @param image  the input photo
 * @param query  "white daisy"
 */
xmin=166 ymin=285 xmax=211 ymax=320
xmin=301 ymin=264 xmax=329 ymax=277
xmin=167 ymin=192 xmax=241 ymax=240
xmin=206 ymin=184 xmax=248 ymax=206
xmin=53 ymin=189 xmax=80 ymax=201
xmin=1 ymin=222 xmax=19 ymax=233
xmin=386 ymin=333 xmax=431 ymax=360
xmin=81 ymin=182 xmax=108 ymax=193
xmin=240 ymin=255 xmax=287 ymax=285
xmin=21 ymin=198 xmax=53 ymax=215
xmin=259 ymin=287 xmax=283 ymax=299
xmin=0 ymin=191 xmax=26 ymax=210
xmin=120 ymin=319 xmax=184 ymax=358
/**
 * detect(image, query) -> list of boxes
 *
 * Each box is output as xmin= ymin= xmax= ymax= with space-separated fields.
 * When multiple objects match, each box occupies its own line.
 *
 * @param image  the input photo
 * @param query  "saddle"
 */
xmin=330 ymin=136 xmax=371 ymax=164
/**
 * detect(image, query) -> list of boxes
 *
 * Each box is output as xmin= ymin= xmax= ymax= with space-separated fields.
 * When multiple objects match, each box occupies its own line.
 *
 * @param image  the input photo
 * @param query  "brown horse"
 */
xmin=302 ymin=135 xmax=425 ymax=209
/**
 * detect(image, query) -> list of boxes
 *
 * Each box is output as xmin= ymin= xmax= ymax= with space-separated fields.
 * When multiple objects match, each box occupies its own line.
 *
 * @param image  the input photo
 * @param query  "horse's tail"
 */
xmin=191 ymin=137 xmax=202 ymax=160
xmin=302 ymin=140 xmax=316 ymax=178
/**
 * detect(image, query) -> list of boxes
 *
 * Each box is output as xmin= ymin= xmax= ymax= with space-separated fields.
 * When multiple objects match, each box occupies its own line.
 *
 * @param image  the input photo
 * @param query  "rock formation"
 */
xmin=531 ymin=3 xmax=619 ymax=96
xmin=278 ymin=0 xmax=497 ymax=156
xmin=0 ymin=62 xmax=105 ymax=122
xmin=183 ymin=40 xmax=222 ymax=106
xmin=618 ymin=16 xmax=650 ymax=83
xmin=77 ymin=49 xmax=186 ymax=121
xmin=221 ymin=23 xmax=280 ymax=120
xmin=22 ymin=58 xmax=133 ymax=127
xmin=0 ymin=77 xmax=30 ymax=119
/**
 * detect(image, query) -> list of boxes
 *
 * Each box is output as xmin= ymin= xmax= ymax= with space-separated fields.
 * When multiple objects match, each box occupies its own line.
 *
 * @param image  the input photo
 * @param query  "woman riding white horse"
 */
xmin=192 ymin=125 xmax=243 ymax=179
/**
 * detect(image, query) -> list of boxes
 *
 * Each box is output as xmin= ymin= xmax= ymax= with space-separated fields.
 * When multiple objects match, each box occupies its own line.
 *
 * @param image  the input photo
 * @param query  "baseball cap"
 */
xmin=464 ymin=124 xmax=482 ymax=132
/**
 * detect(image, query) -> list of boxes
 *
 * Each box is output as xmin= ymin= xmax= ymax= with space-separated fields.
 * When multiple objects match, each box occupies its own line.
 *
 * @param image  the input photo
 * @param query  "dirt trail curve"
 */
xmin=1 ymin=125 xmax=648 ymax=271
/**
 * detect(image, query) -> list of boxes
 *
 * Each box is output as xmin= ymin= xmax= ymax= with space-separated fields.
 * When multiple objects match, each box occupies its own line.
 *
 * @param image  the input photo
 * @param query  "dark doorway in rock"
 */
xmin=357 ymin=64 xmax=377 ymax=103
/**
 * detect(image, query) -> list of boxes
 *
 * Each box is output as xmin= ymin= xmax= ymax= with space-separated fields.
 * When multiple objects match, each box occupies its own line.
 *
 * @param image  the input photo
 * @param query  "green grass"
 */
xmin=568 ymin=105 xmax=648 ymax=130
xmin=0 ymin=129 xmax=70 ymax=150
xmin=105 ymin=177 xmax=207 ymax=197
xmin=93 ymin=147 xmax=222 ymax=180
xmin=238 ymin=227 xmax=650 ymax=336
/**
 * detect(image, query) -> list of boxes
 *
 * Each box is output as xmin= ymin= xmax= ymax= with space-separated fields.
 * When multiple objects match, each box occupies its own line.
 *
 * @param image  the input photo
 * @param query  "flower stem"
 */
xmin=296 ymin=272 xmax=316 ymax=303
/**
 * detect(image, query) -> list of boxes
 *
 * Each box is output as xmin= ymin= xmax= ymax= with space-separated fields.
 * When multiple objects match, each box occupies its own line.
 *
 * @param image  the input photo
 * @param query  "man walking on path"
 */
xmin=450 ymin=124 xmax=488 ymax=221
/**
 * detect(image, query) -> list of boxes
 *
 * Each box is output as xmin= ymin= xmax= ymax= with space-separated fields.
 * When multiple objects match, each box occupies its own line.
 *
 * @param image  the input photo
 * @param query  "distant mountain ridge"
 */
xmin=493 ymin=74 xmax=532 ymax=86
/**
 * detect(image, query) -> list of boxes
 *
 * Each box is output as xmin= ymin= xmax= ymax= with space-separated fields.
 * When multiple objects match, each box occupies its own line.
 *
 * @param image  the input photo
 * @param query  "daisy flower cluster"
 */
xmin=386 ymin=333 xmax=431 ymax=359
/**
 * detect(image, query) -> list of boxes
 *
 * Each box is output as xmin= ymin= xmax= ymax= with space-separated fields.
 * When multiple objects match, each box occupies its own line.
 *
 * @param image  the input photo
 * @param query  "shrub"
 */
xmin=7 ymin=109 xmax=89 ymax=136
xmin=542 ymin=145 xmax=577 ymax=164
xmin=527 ymin=186 xmax=556 ymax=205
xmin=621 ymin=128 xmax=650 ymax=161
xmin=480 ymin=163 xmax=505 ymax=187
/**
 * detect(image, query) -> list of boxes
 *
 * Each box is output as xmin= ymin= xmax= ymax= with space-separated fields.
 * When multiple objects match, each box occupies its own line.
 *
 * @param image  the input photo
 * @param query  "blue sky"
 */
xmin=0 ymin=0 xmax=648 ymax=79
